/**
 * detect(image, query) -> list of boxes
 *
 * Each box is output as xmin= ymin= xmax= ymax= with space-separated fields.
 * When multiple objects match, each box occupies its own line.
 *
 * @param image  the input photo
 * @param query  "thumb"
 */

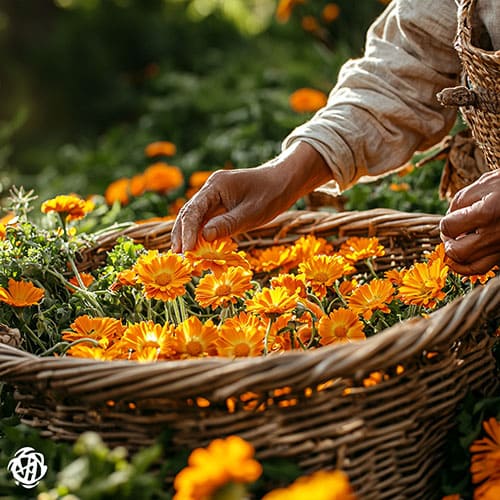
xmin=202 ymin=212 xmax=239 ymax=241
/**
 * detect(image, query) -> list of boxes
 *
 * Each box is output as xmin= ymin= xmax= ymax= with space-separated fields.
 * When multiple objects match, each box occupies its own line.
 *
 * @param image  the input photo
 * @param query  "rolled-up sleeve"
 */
xmin=282 ymin=0 xmax=461 ymax=194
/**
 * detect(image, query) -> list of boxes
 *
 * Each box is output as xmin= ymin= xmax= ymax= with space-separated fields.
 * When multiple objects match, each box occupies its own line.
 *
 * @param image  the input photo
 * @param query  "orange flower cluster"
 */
xmin=41 ymin=194 xmax=95 ymax=222
xmin=56 ymin=231 xmax=498 ymax=365
xmin=289 ymin=87 xmax=328 ymax=113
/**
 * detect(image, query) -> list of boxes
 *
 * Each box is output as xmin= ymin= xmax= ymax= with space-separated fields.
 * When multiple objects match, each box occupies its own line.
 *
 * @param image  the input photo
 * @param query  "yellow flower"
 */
xmin=119 ymin=320 xmax=175 ymax=360
xmin=289 ymin=87 xmax=328 ymax=113
xmin=262 ymin=469 xmax=355 ymax=500
xmin=398 ymin=259 xmax=449 ymax=308
xmin=195 ymin=266 xmax=253 ymax=310
xmin=143 ymin=162 xmax=183 ymax=193
xmin=470 ymin=418 xmax=500 ymax=486
xmin=173 ymin=316 xmax=218 ymax=358
xmin=348 ymin=279 xmax=394 ymax=320
xmin=217 ymin=312 xmax=265 ymax=357
xmin=299 ymin=255 xmax=355 ymax=298
xmin=41 ymin=194 xmax=92 ymax=221
xmin=339 ymin=236 xmax=385 ymax=263
xmin=144 ymin=141 xmax=177 ymax=158
xmin=185 ymin=237 xmax=249 ymax=276
xmin=0 ymin=278 xmax=44 ymax=307
xmin=318 ymin=308 xmax=366 ymax=345
xmin=134 ymin=250 xmax=192 ymax=301
xmin=62 ymin=315 xmax=125 ymax=349
xmin=173 ymin=435 xmax=262 ymax=500
xmin=245 ymin=286 xmax=298 ymax=318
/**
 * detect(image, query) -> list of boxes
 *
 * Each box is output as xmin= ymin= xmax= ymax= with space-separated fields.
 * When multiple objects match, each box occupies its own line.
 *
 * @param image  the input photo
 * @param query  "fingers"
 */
xmin=448 ymin=170 xmax=500 ymax=213
xmin=446 ymin=252 xmax=500 ymax=276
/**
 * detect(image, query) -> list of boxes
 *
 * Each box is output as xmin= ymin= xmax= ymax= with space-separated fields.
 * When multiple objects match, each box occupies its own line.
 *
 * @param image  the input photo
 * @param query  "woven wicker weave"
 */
xmin=437 ymin=0 xmax=500 ymax=169
xmin=0 ymin=209 xmax=499 ymax=500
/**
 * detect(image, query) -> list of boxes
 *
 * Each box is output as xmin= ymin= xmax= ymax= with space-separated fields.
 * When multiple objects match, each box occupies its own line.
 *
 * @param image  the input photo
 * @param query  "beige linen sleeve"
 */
xmin=282 ymin=0 xmax=462 ymax=194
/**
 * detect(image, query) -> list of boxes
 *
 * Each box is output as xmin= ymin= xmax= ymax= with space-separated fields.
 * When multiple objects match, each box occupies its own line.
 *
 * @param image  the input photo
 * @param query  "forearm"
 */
xmin=283 ymin=0 xmax=461 ymax=192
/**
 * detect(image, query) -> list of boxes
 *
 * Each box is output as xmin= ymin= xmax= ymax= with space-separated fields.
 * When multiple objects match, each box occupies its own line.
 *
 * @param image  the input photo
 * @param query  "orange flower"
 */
xmin=130 ymin=174 xmax=147 ymax=197
xmin=110 ymin=268 xmax=138 ymax=291
xmin=289 ymin=88 xmax=328 ymax=113
xmin=217 ymin=312 xmax=265 ymax=357
xmin=189 ymin=170 xmax=213 ymax=189
xmin=389 ymin=182 xmax=410 ymax=192
xmin=462 ymin=266 xmax=498 ymax=285
xmin=245 ymin=286 xmax=298 ymax=318
xmin=62 ymin=315 xmax=125 ymax=349
xmin=470 ymin=418 xmax=500 ymax=485
xmin=301 ymin=15 xmax=319 ymax=32
xmin=41 ymin=194 xmax=92 ymax=221
xmin=185 ymin=237 xmax=249 ymax=276
xmin=105 ymin=178 xmax=130 ymax=206
xmin=173 ymin=316 xmax=218 ymax=358
xmin=384 ymin=268 xmax=406 ymax=287
xmin=144 ymin=141 xmax=177 ymax=158
xmin=143 ymin=162 xmax=183 ymax=193
xmin=322 ymin=3 xmax=340 ymax=22
xmin=134 ymin=250 xmax=192 ymax=301
xmin=275 ymin=0 xmax=305 ymax=23
xmin=66 ymin=344 xmax=113 ymax=360
xmin=337 ymin=278 xmax=358 ymax=297
xmin=262 ymin=469 xmax=355 ymax=500
xmin=173 ymin=435 xmax=262 ymax=500
xmin=318 ymin=308 xmax=366 ymax=345
xmin=270 ymin=273 xmax=308 ymax=298
xmin=292 ymin=234 xmax=333 ymax=261
xmin=299 ymin=254 xmax=355 ymax=298
xmin=0 ymin=224 xmax=6 ymax=240
xmin=119 ymin=320 xmax=175 ymax=360
xmin=348 ymin=278 xmax=394 ymax=320
xmin=248 ymin=245 xmax=294 ymax=273
xmin=339 ymin=236 xmax=385 ymax=263
xmin=398 ymin=259 xmax=449 ymax=308
xmin=68 ymin=272 xmax=95 ymax=292
xmin=195 ymin=266 xmax=253 ymax=310
xmin=0 ymin=278 xmax=44 ymax=307
xmin=397 ymin=163 xmax=415 ymax=176
xmin=474 ymin=479 xmax=500 ymax=500
xmin=426 ymin=242 xmax=448 ymax=263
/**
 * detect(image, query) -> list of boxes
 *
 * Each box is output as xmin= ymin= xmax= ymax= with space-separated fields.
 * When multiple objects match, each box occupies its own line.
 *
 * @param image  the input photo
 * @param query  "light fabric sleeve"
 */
xmin=282 ymin=0 xmax=461 ymax=194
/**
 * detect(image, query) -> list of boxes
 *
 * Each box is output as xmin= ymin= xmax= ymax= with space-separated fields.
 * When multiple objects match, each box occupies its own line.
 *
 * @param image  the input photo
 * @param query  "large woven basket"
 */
xmin=0 ymin=209 xmax=499 ymax=500
xmin=437 ymin=0 xmax=500 ymax=169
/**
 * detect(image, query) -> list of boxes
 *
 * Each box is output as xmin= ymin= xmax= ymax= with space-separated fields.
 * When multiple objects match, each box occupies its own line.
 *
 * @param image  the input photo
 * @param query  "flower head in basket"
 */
xmin=318 ymin=308 xmax=366 ymax=345
xmin=0 ymin=278 xmax=44 ymax=308
xmin=347 ymin=278 xmax=394 ymax=321
xmin=217 ymin=312 xmax=265 ymax=357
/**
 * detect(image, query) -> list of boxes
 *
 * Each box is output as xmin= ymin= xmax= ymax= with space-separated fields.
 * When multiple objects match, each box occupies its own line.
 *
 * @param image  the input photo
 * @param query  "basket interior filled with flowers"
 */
xmin=0 ymin=187 xmax=498 ymax=499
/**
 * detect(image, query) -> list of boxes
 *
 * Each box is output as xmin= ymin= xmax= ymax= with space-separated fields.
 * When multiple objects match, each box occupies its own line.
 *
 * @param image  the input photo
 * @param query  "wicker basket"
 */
xmin=0 ymin=209 xmax=499 ymax=500
xmin=437 ymin=0 xmax=500 ymax=169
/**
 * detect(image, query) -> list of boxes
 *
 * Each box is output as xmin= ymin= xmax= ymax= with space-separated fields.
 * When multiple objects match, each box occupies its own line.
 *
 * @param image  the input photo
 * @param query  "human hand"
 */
xmin=440 ymin=169 xmax=500 ymax=275
xmin=171 ymin=142 xmax=332 ymax=252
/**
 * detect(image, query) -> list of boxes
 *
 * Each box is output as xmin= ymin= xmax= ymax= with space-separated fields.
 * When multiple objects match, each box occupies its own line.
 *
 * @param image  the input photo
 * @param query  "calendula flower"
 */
xmin=289 ymin=87 xmax=328 ymax=113
xmin=195 ymin=266 xmax=253 ymax=310
xmin=249 ymin=245 xmax=294 ymax=273
xmin=318 ymin=308 xmax=366 ymax=345
xmin=425 ymin=242 xmax=448 ymax=263
xmin=129 ymin=174 xmax=147 ymax=197
xmin=185 ymin=237 xmax=249 ymax=276
xmin=470 ymin=418 xmax=500 ymax=486
xmin=105 ymin=178 xmax=130 ymax=206
xmin=462 ymin=266 xmax=499 ymax=285
xmin=41 ymin=194 xmax=92 ymax=221
xmin=290 ymin=234 xmax=333 ymax=265
xmin=474 ymin=478 xmax=500 ymax=500
xmin=119 ymin=320 xmax=175 ymax=360
xmin=246 ymin=287 xmax=298 ymax=318
xmin=174 ymin=316 xmax=218 ymax=358
xmin=62 ymin=315 xmax=125 ymax=349
xmin=384 ymin=268 xmax=406 ymax=287
xmin=337 ymin=278 xmax=358 ymax=297
xmin=143 ymin=162 xmax=183 ymax=193
xmin=0 ymin=224 xmax=6 ymax=240
xmin=275 ymin=0 xmax=305 ymax=23
xmin=299 ymin=254 xmax=355 ymax=298
xmin=144 ymin=141 xmax=177 ymax=158
xmin=301 ymin=15 xmax=320 ymax=32
xmin=0 ymin=278 xmax=44 ymax=307
xmin=398 ymin=259 xmax=449 ymax=308
xmin=189 ymin=170 xmax=212 ymax=189
xmin=339 ymin=236 xmax=385 ymax=263
xmin=134 ymin=250 xmax=192 ymax=301
xmin=110 ymin=268 xmax=138 ymax=291
xmin=262 ymin=469 xmax=355 ymax=500
xmin=348 ymin=279 xmax=394 ymax=320
xmin=68 ymin=272 xmax=95 ymax=292
xmin=322 ymin=3 xmax=340 ymax=22
xmin=66 ymin=344 xmax=113 ymax=361
xmin=173 ymin=435 xmax=262 ymax=500
xmin=217 ymin=312 xmax=265 ymax=357
xmin=270 ymin=273 xmax=308 ymax=298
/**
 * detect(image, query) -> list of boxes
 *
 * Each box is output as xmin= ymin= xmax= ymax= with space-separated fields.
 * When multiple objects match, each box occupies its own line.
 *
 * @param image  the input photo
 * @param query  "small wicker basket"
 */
xmin=0 ymin=209 xmax=499 ymax=500
xmin=437 ymin=0 xmax=500 ymax=169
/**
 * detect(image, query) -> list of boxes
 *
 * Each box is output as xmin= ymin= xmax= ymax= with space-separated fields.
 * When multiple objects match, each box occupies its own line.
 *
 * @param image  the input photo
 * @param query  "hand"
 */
xmin=440 ymin=169 xmax=500 ymax=275
xmin=171 ymin=142 xmax=332 ymax=252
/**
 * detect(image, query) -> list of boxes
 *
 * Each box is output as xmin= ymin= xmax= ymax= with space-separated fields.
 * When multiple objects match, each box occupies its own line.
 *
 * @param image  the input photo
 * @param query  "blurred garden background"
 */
xmin=0 ymin=0 xmax=448 ymax=226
